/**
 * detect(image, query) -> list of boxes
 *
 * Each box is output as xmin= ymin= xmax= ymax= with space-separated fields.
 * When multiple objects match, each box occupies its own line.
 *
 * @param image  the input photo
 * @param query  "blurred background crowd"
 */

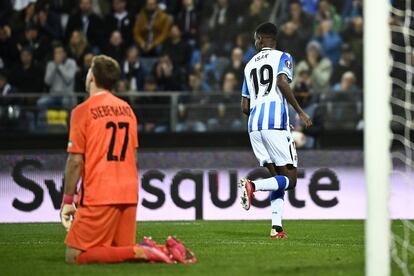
xmin=0 ymin=0 xmax=365 ymax=148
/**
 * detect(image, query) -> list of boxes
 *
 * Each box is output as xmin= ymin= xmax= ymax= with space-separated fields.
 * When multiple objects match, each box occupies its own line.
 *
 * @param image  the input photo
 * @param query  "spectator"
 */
xmin=18 ymin=24 xmax=51 ymax=64
xmin=208 ymin=72 xmax=242 ymax=131
xmin=133 ymin=0 xmax=171 ymax=56
xmin=121 ymin=46 xmax=146 ymax=91
xmin=162 ymin=24 xmax=192 ymax=72
xmin=190 ymin=36 xmax=219 ymax=91
xmin=314 ymin=0 xmax=342 ymax=34
xmin=222 ymin=71 xmax=237 ymax=94
xmin=295 ymin=41 xmax=332 ymax=94
xmin=33 ymin=6 xmax=62 ymax=41
xmin=9 ymin=2 xmax=36 ymax=40
xmin=223 ymin=47 xmax=245 ymax=88
xmin=332 ymin=71 xmax=360 ymax=93
xmin=331 ymin=43 xmax=362 ymax=87
xmin=75 ymin=52 xmax=94 ymax=92
xmin=280 ymin=0 xmax=314 ymax=52
xmin=186 ymin=69 xmax=204 ymax=93
xmin=277 ymin=21 xmax=306 ymax=63
xmin=143 ymin=75 xmax=158 ymax=92
xmin=103 ymin=30 xmax=126 ymax=65
xmin=177 ymin=70 xmax=210 ymax=131
xmin=115 ymin=79 xmax=139 ymax=104
xmin=0 ymin=25 xmax=20 ymax=70
xmin=153 ymin=53 xmax=183 ymax=91
xmin=290 ymin=65 xmax=320 ymax=134
xmin=0 ymin=71 xmax=25 ymax=128
xmin=174 ymin=0 xmax=200 ymax=45
xmin=191 ymin=34 xmax=214 ymax=66
xmin=65 ymin=0 xmax=104 ymax=48
xmin=0 ymin=71 xmax=14 ymax=94
xmin=104 ymin=0 xmax=134 ymax=46
xmin=137 ymin=75 xmax=169 ymax=132
xmin=115 ymin=79 xmax=130 ymax=93
xmin=300 ymin=0 xmax=320 ymax=15
xmin=175 ymin=103 xmax=207 ymax=132
xmin=180 ymin=67 xmax=210 ymax=104
xmin=205 ymin=0 xmax=237 ymax=56
xmin=235 ymin=33 xmax=256 ymax=63
xmin=341 ymin=16 xmax=363 ymax=63
xmin=314 ymin=19 xmax=342 ymax=65
xmin=9 ymin=47 xmax=44 ymax=94
xmin=271 ymin=0 xmax=292 ymax=26
xmin=38 ymin=43 xmax=77 ymax=109
xmin=241 ymin=0 xmax=271 ymax=35
xmin=207 ymin=103 xmax=241 ymax=131
xmin=341 ymin=0 xmax=362 ymax=24
xmin=194 ymin=62 xmax=216 ymax=92
xmin=293 ymin=68 xmax=313 ymax=109
xmin=67 ymin=30 xmax=91 ymax=67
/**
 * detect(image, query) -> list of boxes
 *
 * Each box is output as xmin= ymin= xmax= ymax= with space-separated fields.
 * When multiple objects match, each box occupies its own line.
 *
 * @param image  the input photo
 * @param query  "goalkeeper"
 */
xmin=61 ymin=55 xmax=195 ymax=264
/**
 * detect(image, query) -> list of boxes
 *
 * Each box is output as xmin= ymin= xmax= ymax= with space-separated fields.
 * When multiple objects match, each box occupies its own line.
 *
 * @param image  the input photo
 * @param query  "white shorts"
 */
xmin=249 ymin=129 xmax=298 ymax=167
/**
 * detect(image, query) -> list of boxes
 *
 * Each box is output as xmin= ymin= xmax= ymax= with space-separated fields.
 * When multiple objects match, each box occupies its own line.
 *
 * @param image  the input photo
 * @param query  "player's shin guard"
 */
xmin=254 ymin=176 xmax=289 ymax=192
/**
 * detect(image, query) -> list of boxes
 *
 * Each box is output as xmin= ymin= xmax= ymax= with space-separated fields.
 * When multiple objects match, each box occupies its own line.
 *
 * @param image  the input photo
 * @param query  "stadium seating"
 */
xmin=0 ymin=0 xmax=367 ymax=148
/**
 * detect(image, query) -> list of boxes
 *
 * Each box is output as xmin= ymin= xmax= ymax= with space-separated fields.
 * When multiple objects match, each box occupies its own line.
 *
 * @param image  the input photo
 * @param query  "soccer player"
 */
xmin=239 ymin=22 xmax=312 ymax=238
xmin=61 ymin=55 xmax=194 ymax=264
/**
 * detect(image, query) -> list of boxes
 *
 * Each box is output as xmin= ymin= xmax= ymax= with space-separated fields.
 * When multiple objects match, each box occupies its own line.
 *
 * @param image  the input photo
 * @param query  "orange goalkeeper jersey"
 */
xmin=67 ymin=91 xmax=139 ymax=206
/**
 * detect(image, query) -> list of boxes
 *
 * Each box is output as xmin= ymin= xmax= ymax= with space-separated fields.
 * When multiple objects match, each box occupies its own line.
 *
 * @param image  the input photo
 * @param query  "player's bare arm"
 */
xmin=61 ymin=153 xmax=84 ymax=232
xmin=64 ymin=153 xmax=84 ymax=195
xmin=276 ymin=74 xmax=312 ymax=128
xmin=241 ymin=97 xmax=250 ymax=116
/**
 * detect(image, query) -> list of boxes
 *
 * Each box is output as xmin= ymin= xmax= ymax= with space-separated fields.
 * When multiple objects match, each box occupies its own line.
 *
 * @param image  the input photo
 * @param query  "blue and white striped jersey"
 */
xmin=242 ymin=48 xmax=293 ymax=133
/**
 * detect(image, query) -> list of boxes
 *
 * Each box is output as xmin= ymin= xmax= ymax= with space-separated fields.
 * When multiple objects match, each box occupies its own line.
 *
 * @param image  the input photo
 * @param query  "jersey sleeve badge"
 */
xmin=285 ymin=59 xmax=292 ymax=69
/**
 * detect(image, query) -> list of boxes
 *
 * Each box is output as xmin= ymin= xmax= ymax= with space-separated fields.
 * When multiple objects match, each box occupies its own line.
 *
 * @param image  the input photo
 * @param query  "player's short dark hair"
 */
xmin=91 ymin=55 xmax=121 ymax=90
xmin=255 ymin=22 xmax=278 ymax=39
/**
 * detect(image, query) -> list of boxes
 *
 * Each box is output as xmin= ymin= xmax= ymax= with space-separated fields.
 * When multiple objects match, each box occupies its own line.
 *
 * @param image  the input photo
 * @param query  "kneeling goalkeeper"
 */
xmin=61 ymin=55 xmax=195 ymax=264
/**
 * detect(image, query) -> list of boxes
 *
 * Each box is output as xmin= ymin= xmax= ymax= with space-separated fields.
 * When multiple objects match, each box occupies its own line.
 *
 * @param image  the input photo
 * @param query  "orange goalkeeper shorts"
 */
xmin=65 ymin=204 xmax=137 ymax=251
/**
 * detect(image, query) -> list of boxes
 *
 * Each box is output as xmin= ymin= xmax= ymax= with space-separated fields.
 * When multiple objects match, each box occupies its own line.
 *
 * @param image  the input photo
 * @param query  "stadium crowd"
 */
xmin=0 ymin=0 xmax=364 ymax=143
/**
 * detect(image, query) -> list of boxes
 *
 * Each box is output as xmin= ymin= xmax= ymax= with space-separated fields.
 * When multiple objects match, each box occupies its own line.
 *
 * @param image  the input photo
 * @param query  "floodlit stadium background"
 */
xmin=0 ymin=0 xmax=412 ymax=221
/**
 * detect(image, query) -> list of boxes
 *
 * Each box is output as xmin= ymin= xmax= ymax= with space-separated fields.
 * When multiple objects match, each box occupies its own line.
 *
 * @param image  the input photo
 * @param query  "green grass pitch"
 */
xmin=0 ymin=220 xmax=411 ymax=276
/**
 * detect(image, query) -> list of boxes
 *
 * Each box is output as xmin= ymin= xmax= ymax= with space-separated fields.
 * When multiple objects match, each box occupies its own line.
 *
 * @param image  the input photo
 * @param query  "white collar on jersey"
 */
xmin=261 ymin=47 xmax=272 ymax=51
